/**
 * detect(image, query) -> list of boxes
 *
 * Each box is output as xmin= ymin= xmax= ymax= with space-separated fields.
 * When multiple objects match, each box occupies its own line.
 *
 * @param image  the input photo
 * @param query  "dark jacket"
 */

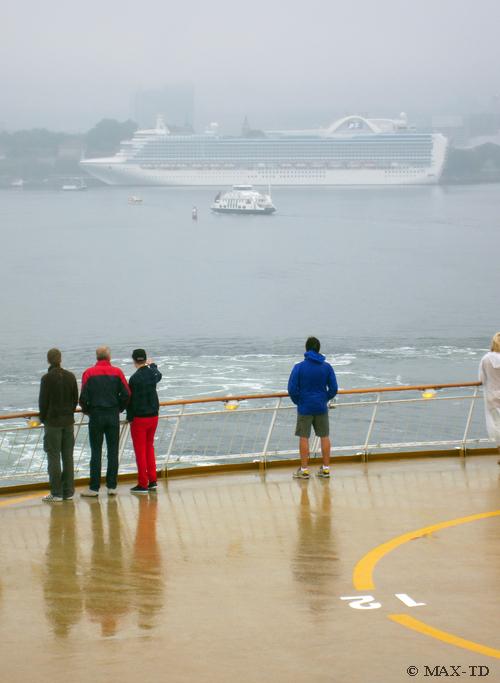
xmin=287 ymin=351 xmax=338 ymax=415
xmin=79 ymin=360 xmax=130 ymax=414
xmin=39 ymin=365 xmax=79 ymax=427
xmin=126 ymin=364 xmax=162 ymax=422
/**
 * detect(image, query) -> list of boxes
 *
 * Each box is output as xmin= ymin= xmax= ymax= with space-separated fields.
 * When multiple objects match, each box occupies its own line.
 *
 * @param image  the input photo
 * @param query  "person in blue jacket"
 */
xmin=287 ymin=337 xmax=338 ymax=479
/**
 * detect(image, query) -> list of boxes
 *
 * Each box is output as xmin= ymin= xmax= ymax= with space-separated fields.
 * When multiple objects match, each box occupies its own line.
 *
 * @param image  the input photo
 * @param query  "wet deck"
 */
xmin=1 ymin=456 xmax=499 ymax=682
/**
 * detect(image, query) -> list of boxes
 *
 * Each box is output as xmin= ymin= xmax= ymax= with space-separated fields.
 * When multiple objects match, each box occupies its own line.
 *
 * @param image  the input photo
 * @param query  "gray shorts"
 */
xmin=295 ymin=413 xmax=329 ymax=438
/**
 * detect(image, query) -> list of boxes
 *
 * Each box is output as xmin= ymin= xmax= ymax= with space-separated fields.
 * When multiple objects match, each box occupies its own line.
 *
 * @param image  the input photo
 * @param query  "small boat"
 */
xmin=62 ymin=179 xmax=87 ymax=191
xmin=211 ymin=185 xmax=276 ymax=215
xmin=192 ymin=206 xmax=198 ymax=220
xmin=128 ymin=196 xmax=143 ymax=204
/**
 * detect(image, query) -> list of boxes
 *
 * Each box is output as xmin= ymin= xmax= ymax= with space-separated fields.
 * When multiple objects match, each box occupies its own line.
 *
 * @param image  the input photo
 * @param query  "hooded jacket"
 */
xmin=287 ymin=351 xmax=338 ymax=416
xmin=126 ymin=363 xmax=162 ymax=422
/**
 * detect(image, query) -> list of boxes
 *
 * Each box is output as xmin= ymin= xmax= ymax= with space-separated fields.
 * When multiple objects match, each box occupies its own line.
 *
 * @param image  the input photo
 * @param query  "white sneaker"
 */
xmin=81 ymin=488 xmax=99 ymax=497
xmin=42 ymin=493 xmax=63 ymax=503
xmin=107 ymin=488 xmax=117 ymax=496
xmin=317 ymin=466 xmax=330 ymax=479
xmin=293 ymin=467 xmax=310 ymax=479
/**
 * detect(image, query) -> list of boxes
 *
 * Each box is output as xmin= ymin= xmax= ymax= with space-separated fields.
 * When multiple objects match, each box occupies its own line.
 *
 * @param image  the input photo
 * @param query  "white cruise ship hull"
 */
xmin=80 ymin=116 xmax=448 ymax=187
xmin=80 ymin=161 xmax=443 ymax=186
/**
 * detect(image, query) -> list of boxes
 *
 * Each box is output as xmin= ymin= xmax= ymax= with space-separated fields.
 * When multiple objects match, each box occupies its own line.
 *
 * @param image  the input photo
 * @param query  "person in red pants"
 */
xmin=127 ymin=349 xmax=162 ymax=494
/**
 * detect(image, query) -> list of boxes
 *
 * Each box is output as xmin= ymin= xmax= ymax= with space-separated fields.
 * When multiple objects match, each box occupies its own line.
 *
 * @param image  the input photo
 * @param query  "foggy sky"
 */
xmin=2 ymin=0 xmax=499 ymax=132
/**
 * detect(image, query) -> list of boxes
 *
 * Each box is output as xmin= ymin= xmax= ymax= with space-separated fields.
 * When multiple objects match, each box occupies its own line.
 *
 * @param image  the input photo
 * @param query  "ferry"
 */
xmin=80 ymin=113 xmax=448 ymax=187
xmin=211 ymin=185 xmax=276 ymax=214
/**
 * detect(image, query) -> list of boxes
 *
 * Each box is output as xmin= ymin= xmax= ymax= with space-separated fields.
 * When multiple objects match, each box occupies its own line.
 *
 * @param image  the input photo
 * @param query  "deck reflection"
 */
xmin=0 ymin=456 xmax=499 ymax=682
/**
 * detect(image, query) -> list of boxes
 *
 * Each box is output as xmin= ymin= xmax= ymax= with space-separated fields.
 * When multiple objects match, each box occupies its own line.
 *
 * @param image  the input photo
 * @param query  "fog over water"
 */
xmin=2 ymin=0 xmax=500 ymax=130
xmin=0 ymin=185 xmax=498 ymax=410
xmin=1 ymin=0 xmax=500 ymax=410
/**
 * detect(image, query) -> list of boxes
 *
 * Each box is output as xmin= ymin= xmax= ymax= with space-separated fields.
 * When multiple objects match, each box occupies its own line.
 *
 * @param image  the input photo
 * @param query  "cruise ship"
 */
xmin=80 ymin=113 xmax=448 ymax=186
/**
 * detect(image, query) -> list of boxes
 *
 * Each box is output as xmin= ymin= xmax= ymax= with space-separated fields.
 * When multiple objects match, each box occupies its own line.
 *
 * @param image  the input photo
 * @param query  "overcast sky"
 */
xmin=1 ymin=0 xmax=499 ymax=132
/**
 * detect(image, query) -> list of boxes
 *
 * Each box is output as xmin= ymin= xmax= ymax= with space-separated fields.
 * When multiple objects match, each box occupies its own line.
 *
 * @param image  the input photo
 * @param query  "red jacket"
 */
xmin=79 ymin=360 xmax=130 ymax=414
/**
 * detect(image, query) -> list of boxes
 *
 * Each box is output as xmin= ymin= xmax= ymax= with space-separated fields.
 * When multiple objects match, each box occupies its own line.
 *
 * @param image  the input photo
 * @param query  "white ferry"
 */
xmin=80 ymin=113 xmax=448 ymax=187
xmin=211 ymin=185 xmax=276 ymax=214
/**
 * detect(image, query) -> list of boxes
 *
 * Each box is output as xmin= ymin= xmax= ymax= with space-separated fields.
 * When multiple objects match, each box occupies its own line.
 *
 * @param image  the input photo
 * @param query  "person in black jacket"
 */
xmin=127 ymin=349 xmax=162 ymax=494
xmin=39 ymin=348 xmax=79 ymax=502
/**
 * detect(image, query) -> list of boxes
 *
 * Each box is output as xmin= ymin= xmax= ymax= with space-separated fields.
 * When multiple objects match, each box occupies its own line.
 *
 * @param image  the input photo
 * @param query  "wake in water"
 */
xmin=0 ymin=339 xmax=487 ymax=414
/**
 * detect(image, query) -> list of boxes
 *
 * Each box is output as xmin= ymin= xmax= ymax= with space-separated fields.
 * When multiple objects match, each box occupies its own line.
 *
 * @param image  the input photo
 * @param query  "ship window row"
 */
xmin=135 ymin=148 xmax=432 ymax=159
xmin=136 ymin=150 xmax=433 ymax=158
xmin=138 ymin=163 xmax=428 ymax=171
xmin=135 ymin=150 xmax=432 ymax=160
xmin=138 ymin=140 xmax=433 ymax=150
xmin=135 ymin=157 xmax=432 ymax=166
xmin=138 ymin=143 xmax=433 ymax=154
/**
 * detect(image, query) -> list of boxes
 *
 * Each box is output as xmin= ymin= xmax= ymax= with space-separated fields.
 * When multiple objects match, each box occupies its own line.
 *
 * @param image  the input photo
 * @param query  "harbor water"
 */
xmin=0 ymin=184 xmax=499 ymax=413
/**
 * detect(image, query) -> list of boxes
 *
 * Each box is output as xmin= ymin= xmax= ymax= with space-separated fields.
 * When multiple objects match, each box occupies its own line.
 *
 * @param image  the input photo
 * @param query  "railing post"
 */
xmin=363 ymin=394 xmax=381 ymax=463
xmin=460 ymin=386 xmax=480 ymax=457
xmin=73 ymin=411 xmax=86 ymax=441
xmin=72 ymin=412 xmax=87 ymax=476
xmin=164 ymin=405 xmax=185 ymax=477
xmin=118 ymin=420 xmax=130 ymax=467
xmin=261 ymin=397 xmax=281 ymax=471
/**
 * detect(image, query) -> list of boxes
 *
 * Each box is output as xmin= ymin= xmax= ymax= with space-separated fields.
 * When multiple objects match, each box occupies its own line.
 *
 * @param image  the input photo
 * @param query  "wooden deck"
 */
xmin=0 ymin=455 xmax=499 ymax=682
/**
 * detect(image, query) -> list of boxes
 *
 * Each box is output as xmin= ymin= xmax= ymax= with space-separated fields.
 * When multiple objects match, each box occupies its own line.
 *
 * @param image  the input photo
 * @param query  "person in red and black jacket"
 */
xmin=79 ymin=346 xmax=130 ymax=496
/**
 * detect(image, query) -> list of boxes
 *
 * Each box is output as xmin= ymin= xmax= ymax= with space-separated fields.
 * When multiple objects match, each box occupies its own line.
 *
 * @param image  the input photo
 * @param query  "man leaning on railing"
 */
xmin=39 ymin=348 xmax=79 ymax=502
xmin=288 ymin=337 xmax=338 ymax=480
xmin=79 ymin=346 xmax=130 ymax=498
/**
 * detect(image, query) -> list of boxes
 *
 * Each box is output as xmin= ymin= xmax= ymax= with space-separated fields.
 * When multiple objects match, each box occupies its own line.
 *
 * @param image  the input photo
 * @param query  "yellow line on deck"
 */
xmin=389 ymin=614 xmax=500 ymax=659
xmin=0 ymin=492 xmax=45 ymax=507
xmin=353 ymin=510 xmax=500 ymax=590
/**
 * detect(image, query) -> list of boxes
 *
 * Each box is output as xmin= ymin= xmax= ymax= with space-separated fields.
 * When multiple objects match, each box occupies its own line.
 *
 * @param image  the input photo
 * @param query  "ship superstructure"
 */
xmin=81 ymin=114 xmax=448 ymax=186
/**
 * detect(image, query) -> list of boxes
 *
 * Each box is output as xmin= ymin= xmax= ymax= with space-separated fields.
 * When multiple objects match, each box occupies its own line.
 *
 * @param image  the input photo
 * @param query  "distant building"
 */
xmin=132 ymin=83 xmax=195 ymax=130
xmin=432 ymin=115 xmax=467 ymax=147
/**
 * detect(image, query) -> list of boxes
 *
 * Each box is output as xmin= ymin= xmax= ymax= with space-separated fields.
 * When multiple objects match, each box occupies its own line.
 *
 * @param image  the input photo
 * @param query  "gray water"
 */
xmin=1 ymin=184 xmax=499 ymax=412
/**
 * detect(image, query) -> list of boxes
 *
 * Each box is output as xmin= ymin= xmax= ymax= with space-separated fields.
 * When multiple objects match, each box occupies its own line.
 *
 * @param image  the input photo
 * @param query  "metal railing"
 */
xmin=0 ymin=381 xmax=491 ymax=487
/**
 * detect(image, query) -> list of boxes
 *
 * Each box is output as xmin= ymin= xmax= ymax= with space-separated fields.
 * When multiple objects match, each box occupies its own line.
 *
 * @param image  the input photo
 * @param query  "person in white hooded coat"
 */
xmin=478 ymin=332 xmax=500 ymax=464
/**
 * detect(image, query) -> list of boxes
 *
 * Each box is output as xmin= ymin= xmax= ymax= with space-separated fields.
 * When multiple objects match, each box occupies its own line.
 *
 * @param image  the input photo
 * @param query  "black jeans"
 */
xmin=43 ymin=425 xmax=75 ymax=498
xmin=88 ymin=409 xmax=120 ymax=491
